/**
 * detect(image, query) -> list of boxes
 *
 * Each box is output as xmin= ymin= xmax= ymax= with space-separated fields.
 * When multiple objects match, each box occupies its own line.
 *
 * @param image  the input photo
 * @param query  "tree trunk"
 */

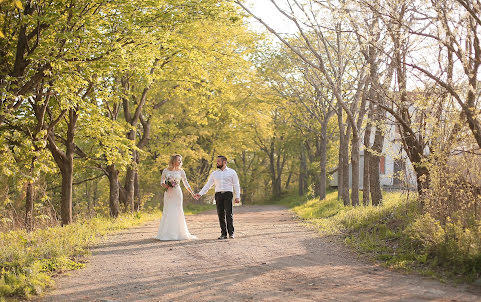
xmin=93 ymin=176 xmax=98 ymax=210
xmin=122 ymin=80 xmax=152 ymax=212
xmin=341 ymin=145 xmax=350 ymax=205
xmin=59 ymin=109 xmax=77 ymax=226
xmin=363 ymin=99 xmax=375 ymax=206
xmin=338 ymin=138 xmax=344 ymax=201
xmin=46 ymin=130 xmax=72 ymax=226
xmin=124 ymin=164 xmax=135 ymax=212
xmin=339 ymin=120 xmax=351 ymax=206
xmin=123 ymin=142 xmax=136 ymax=212
xmin=285 ymin=169 xmax=293 ymax=190
xmin=369 ymin=125 xmax=384 ymax=206
xmin=25 ymin=155 xmax=36 ymax=231
xmin=319 ymin=133 xmax=328 ymax=200
xmin=276 ymin=177 xmax=282 ymax=197
xmin=299 ymin=148 xmax=307 ymax=196
xmin=107 ymin=164 xmax=120 ymax=218
xmin=337 ymin=107 xmax=344 ymax=201
xmin=60 ymin=154 xmax=74 ymax=226
xmin=272 ymin=174 xmax=281 ymax=198
xmin=45 ymin=92 xmax=88 ymax=226
xmin=351 ymin=134 xmax=360 ymax=206
xmin=134 ymin=171 xmax=140 ymax=211
xmin=363 ymin=124 xmax=371 ymax=206
xmin=414 ymin=165 xmax=430 ymax=205
xmin=25 ymin=181 xmax=34 ymax=231
xmin=337 ymin=107 xmax=351 ymax=205
xmin=272 ymin=173 xmax=282 ymax=198
xmin=119 ymin=184 xmax=127 ymax=209
xmin=46 ymin=108 xmax=77 ymax=226
xmin=268 ymin=146 xmax=282 ymax=198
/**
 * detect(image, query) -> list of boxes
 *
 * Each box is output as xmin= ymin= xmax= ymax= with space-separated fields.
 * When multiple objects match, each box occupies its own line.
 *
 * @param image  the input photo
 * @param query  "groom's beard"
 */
xmin=217 ymin=164 xmax=223 ymax=169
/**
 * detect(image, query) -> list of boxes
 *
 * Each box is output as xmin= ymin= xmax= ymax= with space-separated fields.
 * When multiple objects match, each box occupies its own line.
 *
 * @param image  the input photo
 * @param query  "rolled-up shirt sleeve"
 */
xmin=232 ymin=170 xmax=241 ymax=199
xmin=199 ymin=172 xmax=215 ymax=196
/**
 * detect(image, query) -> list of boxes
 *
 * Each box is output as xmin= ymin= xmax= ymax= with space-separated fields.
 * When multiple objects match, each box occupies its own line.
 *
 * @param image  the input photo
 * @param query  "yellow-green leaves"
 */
xmin=14 ymin=0 xmax=22 ymax=9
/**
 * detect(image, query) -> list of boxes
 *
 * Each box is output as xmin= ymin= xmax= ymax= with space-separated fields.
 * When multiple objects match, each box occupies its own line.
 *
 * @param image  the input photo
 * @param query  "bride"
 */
xmin=154 ymin=154 xmax=197 ymax=241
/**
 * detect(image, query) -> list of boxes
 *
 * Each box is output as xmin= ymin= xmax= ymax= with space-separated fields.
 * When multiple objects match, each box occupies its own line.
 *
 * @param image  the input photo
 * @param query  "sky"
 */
xmin=243 ymin=0 xmax=299 ymax=35
xmin=240 ymin=1 xmax=453 ymax=92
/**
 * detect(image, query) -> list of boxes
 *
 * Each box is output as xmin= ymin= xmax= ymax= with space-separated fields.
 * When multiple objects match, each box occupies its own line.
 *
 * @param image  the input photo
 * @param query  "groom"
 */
xmin=194 ymin=155 xmax=241 ymax=239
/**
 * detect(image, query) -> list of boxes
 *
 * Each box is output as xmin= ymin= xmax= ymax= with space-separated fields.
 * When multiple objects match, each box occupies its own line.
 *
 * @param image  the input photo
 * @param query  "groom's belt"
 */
xmin=216 ymin=191 xmax=233 ymax=194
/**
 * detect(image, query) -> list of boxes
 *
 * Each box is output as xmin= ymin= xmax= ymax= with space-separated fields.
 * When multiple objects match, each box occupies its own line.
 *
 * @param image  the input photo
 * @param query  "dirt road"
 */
xmin=37 ymin=205 xmax=481 ymax=301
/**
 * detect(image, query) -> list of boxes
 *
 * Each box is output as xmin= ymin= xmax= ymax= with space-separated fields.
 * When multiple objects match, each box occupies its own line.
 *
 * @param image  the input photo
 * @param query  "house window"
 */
xmin=380 ymin=156 xmax=385 ymax=174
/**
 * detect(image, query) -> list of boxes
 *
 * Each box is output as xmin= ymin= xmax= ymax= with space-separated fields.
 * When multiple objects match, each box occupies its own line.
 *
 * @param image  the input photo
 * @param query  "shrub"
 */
xmin=405 ymin=213 xmax=445 ymax=252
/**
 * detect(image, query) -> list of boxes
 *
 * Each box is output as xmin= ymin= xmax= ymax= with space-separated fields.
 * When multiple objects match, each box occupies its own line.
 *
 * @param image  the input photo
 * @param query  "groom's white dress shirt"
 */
xmin=199 ymin=167 xmax=241 ymax=199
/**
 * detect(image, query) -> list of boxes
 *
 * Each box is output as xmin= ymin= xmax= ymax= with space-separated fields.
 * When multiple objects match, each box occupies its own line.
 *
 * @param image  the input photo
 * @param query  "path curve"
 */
xmin=37 ymin=205 xmax=481 ymax=301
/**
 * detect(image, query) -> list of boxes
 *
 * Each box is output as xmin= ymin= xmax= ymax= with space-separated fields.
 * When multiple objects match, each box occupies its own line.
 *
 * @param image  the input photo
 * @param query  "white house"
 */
xmin=329 ymin=120 xmax=418 ymax=190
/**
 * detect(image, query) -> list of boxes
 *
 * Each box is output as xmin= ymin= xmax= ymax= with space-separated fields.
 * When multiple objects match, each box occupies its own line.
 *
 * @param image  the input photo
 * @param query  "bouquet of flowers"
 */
xmin=163 ymin=176 xmax=178 ymax=191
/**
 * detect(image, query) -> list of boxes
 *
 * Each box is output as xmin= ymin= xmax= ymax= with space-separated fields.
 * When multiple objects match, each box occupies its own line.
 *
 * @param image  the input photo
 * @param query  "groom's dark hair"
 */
xmin=217 ymin=155 xmax=227 ymax=162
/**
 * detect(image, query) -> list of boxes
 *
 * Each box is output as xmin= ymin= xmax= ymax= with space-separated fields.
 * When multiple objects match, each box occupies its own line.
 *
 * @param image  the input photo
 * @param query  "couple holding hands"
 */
xmin=155 ymin=155 xmax=241 ymax=241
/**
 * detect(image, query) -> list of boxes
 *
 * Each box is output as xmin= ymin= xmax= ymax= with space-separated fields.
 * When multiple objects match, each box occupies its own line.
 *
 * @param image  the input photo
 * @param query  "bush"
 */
xmin=423 ymin=152 xmax=481 ymax=227
xmin=414 ymin=152 xmax=481 ymax=278
xmin=406 ymin=214 xmax=481 ymax=277
xmin=405 ymin=213 xmax=445 ymax=251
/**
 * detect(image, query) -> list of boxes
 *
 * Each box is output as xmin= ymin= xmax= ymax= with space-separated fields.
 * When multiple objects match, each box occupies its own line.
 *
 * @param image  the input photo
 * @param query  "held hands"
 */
xmin=191 ymin=193 xmax=239 ymax=203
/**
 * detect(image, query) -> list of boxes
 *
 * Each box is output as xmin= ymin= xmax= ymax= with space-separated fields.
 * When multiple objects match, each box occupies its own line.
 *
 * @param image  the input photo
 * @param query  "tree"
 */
xmin=256 ymin=45 xmax=336 ymax=199
xmin=237 ymin=0 xmax=370 ymax=206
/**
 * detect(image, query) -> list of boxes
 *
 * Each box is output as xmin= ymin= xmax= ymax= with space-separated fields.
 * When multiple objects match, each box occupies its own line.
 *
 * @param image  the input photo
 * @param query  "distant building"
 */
xmin=329 ymin=119 xmax=417 ymax=190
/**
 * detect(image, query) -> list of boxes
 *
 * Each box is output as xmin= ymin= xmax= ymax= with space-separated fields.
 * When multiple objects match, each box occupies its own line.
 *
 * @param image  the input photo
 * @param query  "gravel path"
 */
xmin=37 ymin=205 xmax=481 ymax=302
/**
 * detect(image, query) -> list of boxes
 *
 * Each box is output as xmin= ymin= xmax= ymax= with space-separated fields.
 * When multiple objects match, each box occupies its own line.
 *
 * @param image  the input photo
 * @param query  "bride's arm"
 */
xmin=161 ymin=169 xmax=169 ymax=189
xmin=181 ymin=170 xmax=195 ymax=196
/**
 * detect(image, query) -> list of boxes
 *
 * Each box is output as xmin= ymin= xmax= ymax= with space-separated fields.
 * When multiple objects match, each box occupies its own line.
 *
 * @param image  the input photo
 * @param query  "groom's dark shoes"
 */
xmin=218 ymin=235 xmax=227 ymax=240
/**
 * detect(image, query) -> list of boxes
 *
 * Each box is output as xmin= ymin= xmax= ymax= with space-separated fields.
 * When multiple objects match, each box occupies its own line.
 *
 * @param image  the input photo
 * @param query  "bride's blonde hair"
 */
xmin=168 ymin=154 xmax=183 ymax=170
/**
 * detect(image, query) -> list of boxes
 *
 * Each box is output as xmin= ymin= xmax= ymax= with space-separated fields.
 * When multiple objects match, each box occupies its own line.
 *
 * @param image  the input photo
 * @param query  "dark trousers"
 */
xmin=215 ymin=191 xmax=234 ymax=236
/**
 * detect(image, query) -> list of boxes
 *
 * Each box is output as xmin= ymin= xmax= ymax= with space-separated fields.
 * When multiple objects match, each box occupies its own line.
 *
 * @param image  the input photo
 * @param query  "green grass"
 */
xmin=0 ymin=203 xmax=213 ymax=301
xmin=184 ymin=203 xmax=216 ymax=215
xmin=270 ymin=191 xmax=481 ymax=283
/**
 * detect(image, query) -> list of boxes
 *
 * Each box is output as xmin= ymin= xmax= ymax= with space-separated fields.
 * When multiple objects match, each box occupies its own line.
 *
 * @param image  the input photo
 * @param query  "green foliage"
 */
xmin=406 ymin=214 xmax=481 ymax=279
xmin=405 ymin=213 xmax=445 ymax=250
xmin=0 ymin=0 xmax=268 ymax=228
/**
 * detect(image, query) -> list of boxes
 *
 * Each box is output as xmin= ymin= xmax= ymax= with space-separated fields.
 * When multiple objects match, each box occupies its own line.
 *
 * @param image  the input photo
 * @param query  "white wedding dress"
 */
xmin=154 ymin=169 xmax=197 ymax=241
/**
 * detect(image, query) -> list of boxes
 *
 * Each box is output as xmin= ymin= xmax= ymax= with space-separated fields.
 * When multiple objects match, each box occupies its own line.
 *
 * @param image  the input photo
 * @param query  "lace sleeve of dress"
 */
xmin=181 ymin=170 xmax=192 ymax=191
xmin=161 ymin=168 xmax=167 ymax=184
